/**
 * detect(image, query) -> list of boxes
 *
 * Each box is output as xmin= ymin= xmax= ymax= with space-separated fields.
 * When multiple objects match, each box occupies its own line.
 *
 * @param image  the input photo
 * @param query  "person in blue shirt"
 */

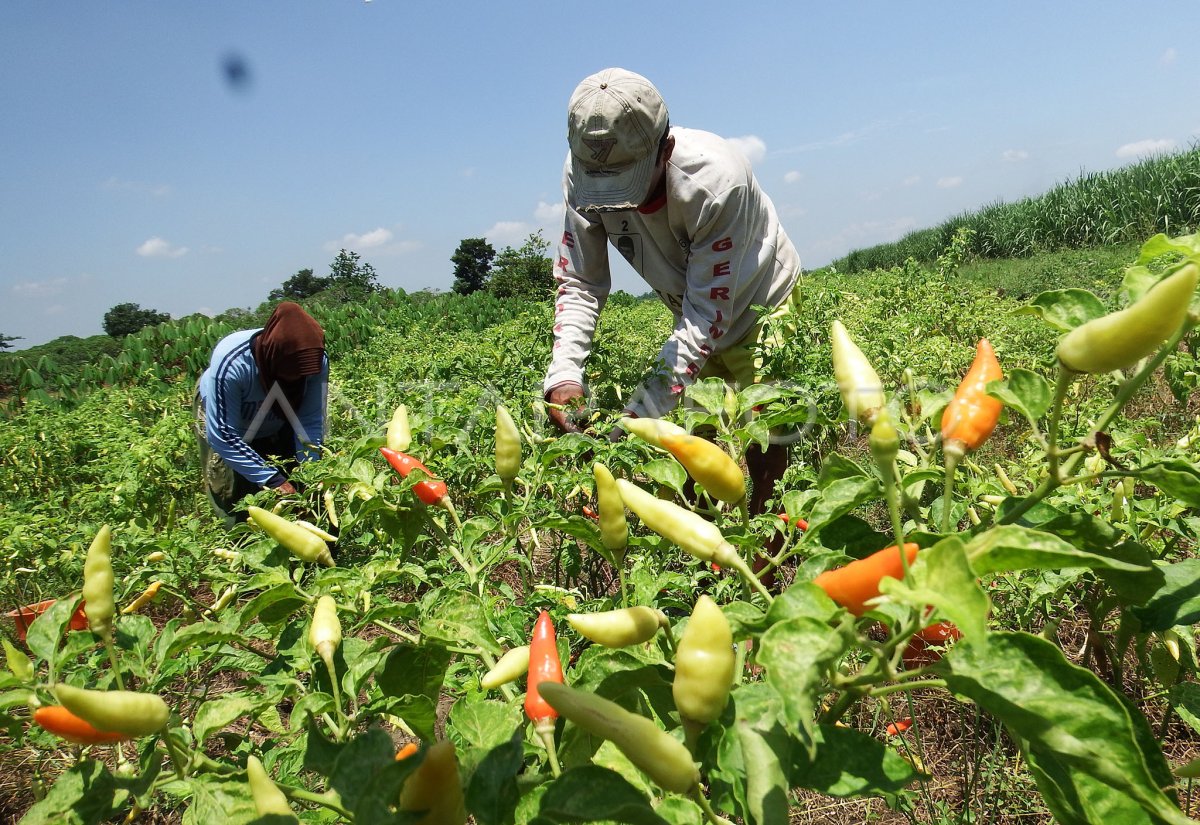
xmin=194 ymin=301 xmax=329 ymax=523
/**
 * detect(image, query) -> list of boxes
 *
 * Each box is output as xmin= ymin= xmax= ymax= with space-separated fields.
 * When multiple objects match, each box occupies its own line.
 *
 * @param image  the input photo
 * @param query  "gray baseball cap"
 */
xmin=567 ymin=68 xmax=669 ymax=211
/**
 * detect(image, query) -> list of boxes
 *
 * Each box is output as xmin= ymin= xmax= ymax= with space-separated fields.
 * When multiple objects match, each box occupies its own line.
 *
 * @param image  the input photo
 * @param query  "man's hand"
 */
xmin=546 ymin=382 xmax=586 ymax=434
xmin=275 ymin=481 xmax=298 ymax=495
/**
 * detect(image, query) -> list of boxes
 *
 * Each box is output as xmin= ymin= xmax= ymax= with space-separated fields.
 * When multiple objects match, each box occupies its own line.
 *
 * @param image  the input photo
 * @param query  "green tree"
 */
xmin=325 ymin=249 xmax=380 ymax=301
xmin=102 ymin=303 xmax=170 ymax=337
xmin=487 ymin=231 xmax=554 ymax=300
xmin=0 ymin=333 xmax=21 ymax=350
xmin=269 ymin=268 xmax=329 ymax=302
xmin=451 ymin=238 xmax=496 ymax=295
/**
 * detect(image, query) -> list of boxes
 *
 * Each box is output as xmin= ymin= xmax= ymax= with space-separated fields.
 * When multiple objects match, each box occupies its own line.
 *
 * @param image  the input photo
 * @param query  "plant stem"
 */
xmin=370 ymin=619 xmax=420 ymax=644
xmin=940 ymin=444 xmax=962 ymax=534
xmin=104 ymin=638 xmax=125 ymax=690
xmin=284 ymin=786 xmax=353 ymax=818
xmin=869 ymin=679 xmax=947 ymax=698
xmin=694 ymin=785 xmax=733 ymax=825
xmin=537 ymin=726 xmax=561 ymax=778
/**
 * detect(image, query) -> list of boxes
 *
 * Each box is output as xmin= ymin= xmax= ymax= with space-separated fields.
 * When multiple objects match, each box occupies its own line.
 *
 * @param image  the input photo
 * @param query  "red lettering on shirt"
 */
xmin=556 ymin=303 xmax=565 ymax=313
xmin=699 ymin=344 xmax=712 ymax=357
xmin=558 ymin=255 xmax=569 ymax=271
xmin=563 ymin=231 xmax=575 ymax=248
xmin=671 ymin=384 xmax=685 ymax=395
xmin=712 ymin=261 xmax=731 ymax=278
xmin=686 ymin=363 xmax=699 ymax=377
xmin=554 ymin=323 xmax=563 ymax=333
xmin=712 ymin=237 xmax=733 ymax=252
xmin=710 ymin=287 xmax=730 ymax=301
xmin=709 ymin=325 xmax=725 ymax=339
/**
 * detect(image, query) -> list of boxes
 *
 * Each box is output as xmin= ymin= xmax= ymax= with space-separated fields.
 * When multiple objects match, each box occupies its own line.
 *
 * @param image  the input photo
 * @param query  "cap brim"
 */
xmin=570 ymin=152 xmax=656 ymax=212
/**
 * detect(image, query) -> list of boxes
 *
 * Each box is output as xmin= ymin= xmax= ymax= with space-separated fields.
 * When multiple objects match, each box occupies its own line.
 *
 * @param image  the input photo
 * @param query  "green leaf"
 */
xmin=449 ymin=697 xmax=524 ymax=754
xmin=1136 ymin=232 xmax=1200 ymax=266
xmin=1136 ymin=459 xmax=1200 ymax=507
xmin=642 ymin=458 xmax=688 ymax=495
xmin=988 ymin=369 xmax=1053 ymax=426
xmin=684 ymin=377 xmax=728 ymax=416
xmin=18 ymin=760 xmax=128 ymax=825
xmin=944 ymin=632 xmax=1191 ymax=825
xmin=880 ymin=536 xmax=989 ymax=641
xmin=815 ymin=514 xmax=891 ymax=560
xmin=328 ymin=728 xmax=412 ymax=823
xmin=792 ymin=724 xmax=919 ymax=803
xmin=965 ymin=525 xmax=1153 ymax=576
xmin=816 ymin=454 xmax=868 ymax=487
xmin=179 ymin=775 xmax=257 ymax=825
xmin=164 ymin=623 xmax=245 ymax=662
xmin=1169 ymin=682 xmax=1200 ymax=736
xmin=1130 ymin=559 xmax=1200 ymax=631
xmin=765 ymin=583 xmax=839 ymax=628
xmin=758 ymin=616 xmax=854 ymax=756
xmin=651 ymin=796 xmax=706 ymax=825
xmin=529 ymin=765 xmax=671 ymax=825
xmin=1017 ymin=288 xmax=1108 ymax=332
xmin=25 ymin=596 xmax=82 ymax=666
xmin=1024 ymin=744 xmax=1157 ymax=825
xmin=194 ymin=693 xmax=274 ymax=745
xmin=736 ymin=718 xmax=790 ymax=825
xmin=236 ymin=583 xmax=306 ymax=630
xmin=711 ymin=683 xmax=783 ymax=819
xmin=466 ymin=727 xmax=525 ymax=825
xmin=804 ymin=476 xmax=884 ymax=536
xmin=419 ymin=589 xmax=501 ymax=655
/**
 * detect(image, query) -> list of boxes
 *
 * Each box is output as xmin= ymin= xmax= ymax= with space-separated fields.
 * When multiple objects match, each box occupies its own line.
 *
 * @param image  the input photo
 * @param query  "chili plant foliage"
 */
xmin=0 ymin=233 xmax=1198 ymax=824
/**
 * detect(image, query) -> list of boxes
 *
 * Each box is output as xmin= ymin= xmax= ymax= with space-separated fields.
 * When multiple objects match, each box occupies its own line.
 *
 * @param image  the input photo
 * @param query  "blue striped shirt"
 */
xmin=199 ymin=328 xmax=328 ymax=487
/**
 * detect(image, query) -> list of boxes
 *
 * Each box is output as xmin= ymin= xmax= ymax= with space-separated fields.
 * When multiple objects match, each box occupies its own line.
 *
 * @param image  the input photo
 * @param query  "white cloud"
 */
xmin=136 ymin=237 xmax=188 ymax=258
xmin=902 ymin=175 xmax=921 ymax=187
xmin=727 ymin=135 xmax=767 ymax=166
xmin=936 ymin=176 xmax=963 ymax=189
xmin=1115 ymin=138 xmax=1177 ymax=159
xmin=1001 ymin=150 xmax=1029 ymax=162
xmin=12 ymin=277 xmax=69 ymax=298
xmin=534 ymin=200 xmax=564 ymax=224
xmin=45 ymin=304 xmax=65 ymax=316
xmin=324 ymin=227 xmax=420 ymax=256
xmin=783 ymin=170 xmax=803 ymax=184
xmin=461 ymin=167 xmax=477 ymax=178
xmin=485 ymin=221 xmax=532 ymax=247
xmin=336 ymin=227 xmax=393 ymax=249
xmin=1160 ymin=47 xmax=1177 ymax=66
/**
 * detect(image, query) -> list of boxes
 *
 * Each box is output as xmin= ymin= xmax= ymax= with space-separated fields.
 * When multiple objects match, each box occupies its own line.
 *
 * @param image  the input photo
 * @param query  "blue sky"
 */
xmin=3 ymin=2 xmax=1197 ymax=348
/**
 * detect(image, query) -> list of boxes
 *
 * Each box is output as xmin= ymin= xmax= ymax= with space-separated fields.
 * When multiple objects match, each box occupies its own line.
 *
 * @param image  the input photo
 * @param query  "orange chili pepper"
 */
xmin=34 ymin=705 xmax=131 ymax=746
xmin=941 ymin=338 xmax=1003 ymax=454
xmin=812 ymin=543 xmax=920 ymax=616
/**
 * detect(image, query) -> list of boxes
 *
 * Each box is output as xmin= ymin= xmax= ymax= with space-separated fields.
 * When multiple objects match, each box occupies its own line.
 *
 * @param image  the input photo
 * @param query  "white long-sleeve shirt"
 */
xmin=544 ymin=127 xmax=802 ymax=418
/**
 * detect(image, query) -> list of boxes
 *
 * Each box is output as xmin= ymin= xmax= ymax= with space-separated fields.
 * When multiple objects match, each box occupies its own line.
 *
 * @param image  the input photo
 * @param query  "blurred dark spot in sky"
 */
xmin=221 ymin=52 xmax=252 ymax=92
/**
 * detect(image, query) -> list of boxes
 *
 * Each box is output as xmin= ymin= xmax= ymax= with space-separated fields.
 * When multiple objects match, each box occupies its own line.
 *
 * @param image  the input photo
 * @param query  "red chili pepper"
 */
xmin=8 ymin=599 xmax=89 ymax=643
xmin=524 ymin=610 xmax=563 ymax=733
xmin=778 ymin=514 xmax=809 ymax=531
xmin=885 ymin=717 xmax=913 ymax=736
xmin=902 ymin=621 xmax=963 ymax=668
xmin=380 ymin=447 xmax=448 ymax=507
xmin=582 ymin=505 xmax=599 ymax=520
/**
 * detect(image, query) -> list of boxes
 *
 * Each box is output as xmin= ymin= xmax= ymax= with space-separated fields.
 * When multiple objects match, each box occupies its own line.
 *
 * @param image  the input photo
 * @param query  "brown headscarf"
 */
xmin=253 ymin=302 xmax=325 ymax=408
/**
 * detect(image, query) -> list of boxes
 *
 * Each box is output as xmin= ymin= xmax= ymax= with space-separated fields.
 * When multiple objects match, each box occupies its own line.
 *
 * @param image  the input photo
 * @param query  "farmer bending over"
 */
xmin=543 ymin=67 xmax=803 ymax=517
xmin=194 ymin=301 xmax=328 ymax=523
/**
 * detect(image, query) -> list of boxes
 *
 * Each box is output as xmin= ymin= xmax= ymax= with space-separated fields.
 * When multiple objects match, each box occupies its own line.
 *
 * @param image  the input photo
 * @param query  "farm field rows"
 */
xmin=1 ymin=235 xmax=1198 ymax=825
